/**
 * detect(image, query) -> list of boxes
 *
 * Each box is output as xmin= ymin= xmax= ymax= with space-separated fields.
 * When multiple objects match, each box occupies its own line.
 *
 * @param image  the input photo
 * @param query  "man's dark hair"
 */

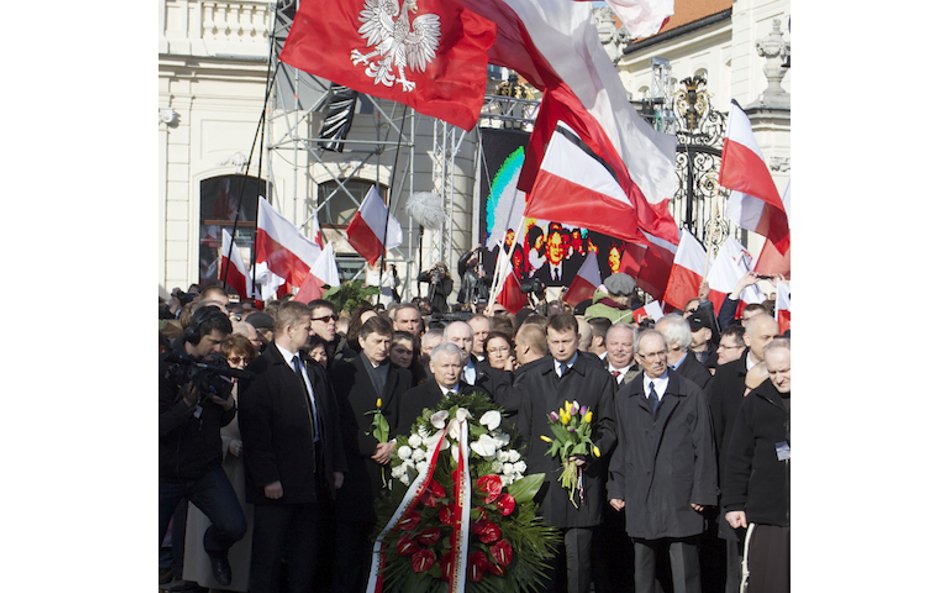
xmin=359 ymin=315 xmax=394 ymax=340
xmin=586 ymin=316 xmax=612 ymax=341
xmin=743 ymin=303 xmax=768 ymax=316
xmin=547 ymin=313 xmax=578 ymax=335
xmin=391 ymin=302 xmax=421 ymax=319
xmin=489 ymin=315 xmax=515 ymax=338
xmin=720 ymin=324 xmax=746 ymax=341
xmin=185 ymin=306 xmax=233 ymax=344
xmin=307 ymin=299 xmax=335 ymax=313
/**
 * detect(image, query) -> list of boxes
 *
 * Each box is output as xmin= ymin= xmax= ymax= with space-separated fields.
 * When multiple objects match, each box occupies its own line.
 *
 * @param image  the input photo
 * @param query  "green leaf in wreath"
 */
xmin=507 ymin=473 xmax=545 ymax=504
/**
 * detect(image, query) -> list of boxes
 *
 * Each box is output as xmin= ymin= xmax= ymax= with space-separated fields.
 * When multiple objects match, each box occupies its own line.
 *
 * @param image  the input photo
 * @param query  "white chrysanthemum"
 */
xmin=411 ymin=448 xmax=426 ymax=462
xmin=513 ymin=460 xmax=526 ymax=474
xmin=397 ymin=445 xmax=413 ymax=461
xmin=399 ymin=473 xmax=411 ymax=486
xmin=494 ymin=431 xmax=511 ymax=446
xmin=491 ymin=460 xmax=503 ymax=473
xmin=500 ymin=475 xmax=514 ymax=487
xmin=502 ymin=462 xmax=514 ymax=475
xmin=478 ymin=410 xmax=501 ymax=430
xmin=507 ymin=450 xmax=521 ymax=463
xmin=496 ymin=450 xmax=510 ymax=463
xmin=408 ymin=434 xmax=423 ymax=448
xmin=430 ymin=410 xmax=450 ymax=429
xmin=391 ymin=464 xmax=406 ymax=478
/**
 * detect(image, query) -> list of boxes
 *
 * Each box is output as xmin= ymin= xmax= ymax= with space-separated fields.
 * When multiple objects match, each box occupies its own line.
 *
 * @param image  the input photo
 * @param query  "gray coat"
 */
xmin=607 ymin=369 xmax=717 ymax=539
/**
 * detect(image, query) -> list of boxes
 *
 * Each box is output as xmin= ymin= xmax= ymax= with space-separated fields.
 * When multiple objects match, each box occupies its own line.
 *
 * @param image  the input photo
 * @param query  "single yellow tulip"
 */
xmin=560 ymin=411 xmax=570 ymax=425
xmin=376 ymin=398 xmax=383 ymax=408
xmin=583 ymin=411 xmax=593 ymax=424
xmin=540 ymin=435 xmax=553 ymax=443
xmin=564 ymin=399 xmax=572 ymax=410
xmin=592 ymin=445 xmax=601 ymax=458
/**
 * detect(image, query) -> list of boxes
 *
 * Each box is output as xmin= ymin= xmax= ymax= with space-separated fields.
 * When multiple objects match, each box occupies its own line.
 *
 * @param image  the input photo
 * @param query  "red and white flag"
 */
xmin=775 ymin=281 xmax=791 ymax=335
xmin=255 ymin=197 xmax=322 ymax=290
xmin=563 ymin=251 xmax=602 ymax=306
xmin=754 ymin=179 xmax=791 ymax=278
xmin=595 ymin=0 xmax=673 ymax=39
xmin=219 ymin=228 xmax=251 ymax=300
xmin=346 ymin=186 xmax=403 ymax=266
xmin=706 ymin=237 xmax=764 ymax=313
xmin=293 ymin=241 xmax=341 ymax=303
xmin=280 ymin=0 xmax=496 ymax=131
xmin=634 ymin=229 xmax=678 ymax=301
xmin=662 ymin=229 xmax=705 ymax=311
xmin=720 ymin=100 xmax=790 ymax=254
xmin=495 ymin=254 xmax=528 ymax=313
xmin=631 ymin=299 xmax=665 ymax=323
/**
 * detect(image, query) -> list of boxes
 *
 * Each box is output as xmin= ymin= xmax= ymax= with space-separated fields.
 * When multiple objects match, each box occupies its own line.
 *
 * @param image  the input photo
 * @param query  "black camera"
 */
xmin=163 ymin=352 xmax=251 ymax=403
xmin=520 ymin=277 xmax=545 ymax=296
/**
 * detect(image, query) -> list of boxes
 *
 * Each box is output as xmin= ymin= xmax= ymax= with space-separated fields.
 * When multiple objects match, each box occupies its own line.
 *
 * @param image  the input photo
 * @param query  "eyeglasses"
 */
xmin=227 ymin=356 xmax=251 ymax=365
xmin=311 ymin=314 xmax=338 ymax=323
xmin=637 ymin=350 xmax=667 ymax=360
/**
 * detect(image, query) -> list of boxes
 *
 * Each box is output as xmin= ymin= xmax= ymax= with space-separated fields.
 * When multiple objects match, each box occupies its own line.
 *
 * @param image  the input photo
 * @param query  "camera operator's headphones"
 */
xmin=184 ymin=306 xmax=224 ymax=345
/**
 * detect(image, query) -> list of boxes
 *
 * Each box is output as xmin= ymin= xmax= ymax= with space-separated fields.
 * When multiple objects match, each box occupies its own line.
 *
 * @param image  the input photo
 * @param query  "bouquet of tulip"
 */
xmin=365 ymin=397 xmax=390 ymax=487
xmin=540 ymin=400 xmax=601 ymax=508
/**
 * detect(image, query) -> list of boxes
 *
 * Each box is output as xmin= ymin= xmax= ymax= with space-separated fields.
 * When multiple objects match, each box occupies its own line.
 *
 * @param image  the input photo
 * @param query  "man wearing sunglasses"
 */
xmin=308 ymin=299 xmax=342 ymax=366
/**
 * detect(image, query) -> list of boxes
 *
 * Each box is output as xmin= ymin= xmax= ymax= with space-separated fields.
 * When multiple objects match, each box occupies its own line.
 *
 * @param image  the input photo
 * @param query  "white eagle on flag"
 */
xmin=350 ymin=0 xmax=442 ymax=92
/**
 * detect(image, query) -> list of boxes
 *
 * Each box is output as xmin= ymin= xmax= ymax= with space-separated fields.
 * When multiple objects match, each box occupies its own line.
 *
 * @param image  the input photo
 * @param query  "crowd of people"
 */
xmin=158 ymin=269 xmax=790 ymax=593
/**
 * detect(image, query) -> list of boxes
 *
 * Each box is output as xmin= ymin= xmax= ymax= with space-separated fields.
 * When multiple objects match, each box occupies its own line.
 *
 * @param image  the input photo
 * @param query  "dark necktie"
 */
xmin=559 ymin=362 xmax=568 ymax=378
xmin=293 ymin=355 xmax=319 ymax=441
xmin=554 ymin=267 xmax=560 ymax=283
xmin=647 ymin=381 xmax=659 ymax=418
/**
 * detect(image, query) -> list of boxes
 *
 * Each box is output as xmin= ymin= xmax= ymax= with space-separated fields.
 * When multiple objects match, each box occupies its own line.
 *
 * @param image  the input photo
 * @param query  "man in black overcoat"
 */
xmin=329 ymin=316 xmax=412 ymax=593
xmin=607 ymin=329 xmax=717 ymax=593
xmin=238 ymin=301 xmax=347 ymax=593
xmin=707 ymin=315 xmax=778 ymax=593
xmin=395 ymin=342 xmax=475 ymax=436
xmin=657 ymin=314 xmax=712 ymax=391
xmin=517 ymin=314 xmax=617 ymax=593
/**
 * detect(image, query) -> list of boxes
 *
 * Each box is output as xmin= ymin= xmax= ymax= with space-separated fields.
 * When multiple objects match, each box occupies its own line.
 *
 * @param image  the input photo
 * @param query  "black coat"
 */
xmin=674 ymin=351 xmax=712 ymax=391
xmin=721 ymin=380 xmax=790 ymax=527
xmin=238 ymin=342 xmax=347 ymax=505
xmin=395 ymin=380 xmax=476 ymax=436
xmin=607 ymin=370 xmax=718 ymax=539
xmin=517 ymin=354 xmax=617 ymax=528
xmin=331 ymin=355 xmax=413 ymax=522
xmin=418 ymin=269 xmax=453 ymax=314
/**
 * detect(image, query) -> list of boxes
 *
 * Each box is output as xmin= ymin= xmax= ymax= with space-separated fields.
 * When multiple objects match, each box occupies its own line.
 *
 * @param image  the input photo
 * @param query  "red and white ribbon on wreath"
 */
xmin=366 ymin=415 xmax=473 ymax=593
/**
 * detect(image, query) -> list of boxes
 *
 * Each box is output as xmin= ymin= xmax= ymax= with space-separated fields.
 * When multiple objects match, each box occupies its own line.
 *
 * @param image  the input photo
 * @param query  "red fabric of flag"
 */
xmin=280 ymin=0 xmax=496 ymax=131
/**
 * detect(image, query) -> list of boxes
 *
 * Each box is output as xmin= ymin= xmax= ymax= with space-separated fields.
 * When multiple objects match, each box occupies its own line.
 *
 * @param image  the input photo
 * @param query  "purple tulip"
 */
xmin=549 ymin=411 xmax=559 ymax=423
xmin=579 ymin=405 xmax=588 ymax=417
xmin=571 ymin=401 xmax=579 ymax=415
xmin=567 ymin=426 xmax=575 ymax=433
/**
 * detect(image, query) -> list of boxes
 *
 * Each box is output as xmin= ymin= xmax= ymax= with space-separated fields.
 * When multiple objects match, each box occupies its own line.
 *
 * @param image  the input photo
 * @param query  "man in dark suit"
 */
xmin=517 ymin=314 xmax=617 ymax=593
xmin=238 ymin=301 xmax=347 ymax=593
xmin=603 ymin=323 xmax=638 ymax=385
xmin=607 ymin=329 xmax=717 ymax=593
xmin=396 ymin=343 xmax=474 ymax=436
xmin=656 ymin=314 xmax=712 ymax=391
xmin=532 ymin=228 xmax=578 ymax=288
xmin=329 ymin=316 xmax=412 ymax=593
xmin=707 ymin=315 xmax=779 ymax=593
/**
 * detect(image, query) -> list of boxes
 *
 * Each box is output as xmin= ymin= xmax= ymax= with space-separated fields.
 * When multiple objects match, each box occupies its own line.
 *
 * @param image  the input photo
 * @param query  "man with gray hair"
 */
xmin=395 ymin=343 xmax=473 ymax=435
xmin=655 ymin=314 xmax=712 ymax=390
xmin=443 ymin=321 xmax=477 ymax=386
xmin=604 ymin=323 xmax=638 ymax=385
xmin=391 ymin=303 xmax=424 ymax=337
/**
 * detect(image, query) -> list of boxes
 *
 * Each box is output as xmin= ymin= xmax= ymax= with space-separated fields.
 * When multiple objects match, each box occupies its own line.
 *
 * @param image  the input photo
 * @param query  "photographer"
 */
xmin=456 ymin=246 xmax=489 ymax=312
xmin=417 ymin=261 xmax=453 ymax=315
xmin=159 ymin=306 xmax=247 ymax=587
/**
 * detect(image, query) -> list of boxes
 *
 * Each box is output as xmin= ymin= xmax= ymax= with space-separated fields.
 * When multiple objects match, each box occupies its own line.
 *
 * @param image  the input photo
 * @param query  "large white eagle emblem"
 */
xmin=350 ymin=0 xmax=442 ymax=92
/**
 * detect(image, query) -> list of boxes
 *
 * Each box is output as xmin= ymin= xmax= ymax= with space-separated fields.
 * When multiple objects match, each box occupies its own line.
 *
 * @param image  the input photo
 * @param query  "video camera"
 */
xmin=520 ymin=277 xmax=546 ymax=297
xmin=162 ymin=351 xmax=252 ymax=403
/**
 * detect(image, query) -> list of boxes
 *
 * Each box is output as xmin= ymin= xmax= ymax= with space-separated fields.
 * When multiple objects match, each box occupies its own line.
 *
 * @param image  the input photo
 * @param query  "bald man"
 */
xmin=707 ymin=314 xmax=779 ymax=593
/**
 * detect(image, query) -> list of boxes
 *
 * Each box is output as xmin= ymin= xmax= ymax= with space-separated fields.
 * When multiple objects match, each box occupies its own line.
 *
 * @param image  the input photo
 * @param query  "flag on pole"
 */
xmin=280 ymin=0 xmax=496 ymax=131
xmin=753 ymin=179 xmax=791 ymax=278
xmin=706 ymin=238 xmax=765 ymax=313
xmin=219 ymin=228 xmax=251 ymax=300
xmin=253 ymin=260 xmax=287 ymax=302
xmin=495 ymin=256 xmax=528 ymax=313
xmin=662 ymin=229 xmax=705 ymax=311
xmin=593 ymin=0 xmax=673 ymax=39
xmin=634 ymin=230 xmax=678 ymax=301
xmin=293 ymin=241 xmax=342 ymax=303
xmin=563 ymin=251 xmax=602 ymax=307
xmin=775 ymin=281 xmax=791 ymax=335
xmin=719 ymin=100 xmax=790 ymax=254
xmin=346 ymin=186 xmax=403 ymax=266
xmin=631 ymin=300 xmax=665 ymax=323
xmin=255 ymin=197 xmax=323 ymax=290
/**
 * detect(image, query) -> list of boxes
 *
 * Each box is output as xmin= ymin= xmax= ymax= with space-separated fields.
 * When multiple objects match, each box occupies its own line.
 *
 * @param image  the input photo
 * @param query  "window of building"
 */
xmin=198 ymin=175 xmax=266 ymax=289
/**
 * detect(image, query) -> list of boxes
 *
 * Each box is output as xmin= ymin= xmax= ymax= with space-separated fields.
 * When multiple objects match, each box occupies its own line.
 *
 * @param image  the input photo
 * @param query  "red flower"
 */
xmin=487 ymin=561 xmax=505 ymax=577
xmin=411 ymin=549 xmax=436 ymax=573
xmin=468 ymin=550 xmax=491 ymax=583
xmin=477 ymin=521 xmax=501 ymax=544
xmin=439 ymin=553 xmax=454 ymax=582
xmin=416 ymin=527 xmax=442 ymax=546
xmin=438 ymin=505 xmax=453 ymax=525
xmin=496 ymin=493 xmax=516 ymax=516
xmin=396 ymin=512 xmax=421 ymax=531
xmin=396 ymin=535 xmax=420 ymax=556
xmin=490 ymin=539 xmax=513 ymax=567
xmin=428 ymin=480 xmax=446 ymax=499
xmin=476 ymin=474 xmax=503 ymax=504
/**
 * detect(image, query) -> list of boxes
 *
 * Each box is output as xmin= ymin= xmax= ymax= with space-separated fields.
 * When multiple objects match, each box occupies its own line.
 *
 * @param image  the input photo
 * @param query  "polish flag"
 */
xmin=635 ymin=230 xmax=678 ymax=301
xmin=706 ymin=238 xmax=764 ymax=313
xmin=345 ymin=186 xmax=403 ymax=266
xmin=294 ymin=241 xmax=341 ymax=303
xmin=253 ymin=260 xmax=287 ymax=302
xmin=662 ymin=229 xmax=705 ymax=312
xmin=775 ymin=281 xmax=791 ymax=335
xmin=754 ymin=179 xmax=791 ymax=278
xmin=495 ymin=254 xmax=528 ymax=313
xmin=255 ymin=197 xmax=322 ymax=290
xmin=720 ymin=100 xmax=789 ymax=254
xmin=631 ymin=300 xmax=665 ymax=323
xmin=219 ymin=228 xmax=251 ymax=300
xmin=563 ymin=252 xmax=602 ymax=307
xmin=595 ymin=0 xmax=674 ymax=39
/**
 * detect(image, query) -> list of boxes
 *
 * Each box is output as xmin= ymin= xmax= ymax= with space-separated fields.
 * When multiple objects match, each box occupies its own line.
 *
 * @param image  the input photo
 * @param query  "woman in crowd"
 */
xmin=390 ymin=330 xmax=427 ymax=386
xmin=484 ymin=331 xmax=517 ymax=371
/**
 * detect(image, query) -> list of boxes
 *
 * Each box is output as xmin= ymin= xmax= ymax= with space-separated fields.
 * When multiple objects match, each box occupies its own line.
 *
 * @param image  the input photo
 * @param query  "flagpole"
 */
xmin=376 ymin=104 xmax=410 ymax=307
xmin=485 ymin=215 xmax=526 ymax=312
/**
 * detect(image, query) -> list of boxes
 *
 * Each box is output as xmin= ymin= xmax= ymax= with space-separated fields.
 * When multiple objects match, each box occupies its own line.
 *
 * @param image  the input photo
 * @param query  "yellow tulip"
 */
xmin=592 ymin=445 xmax=601 ymax=458
xmin=583 ymin=411 xmax=593 ymax=424
xmin=540 ymin=435 xmax=553 ymax=443
xmin=376 ymin=398 xmax=383 ymax=408
xmin=560 ymin=411 xmax=570 ymax=425
xmin=564 ymin=399 xmax=572 ymax=410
